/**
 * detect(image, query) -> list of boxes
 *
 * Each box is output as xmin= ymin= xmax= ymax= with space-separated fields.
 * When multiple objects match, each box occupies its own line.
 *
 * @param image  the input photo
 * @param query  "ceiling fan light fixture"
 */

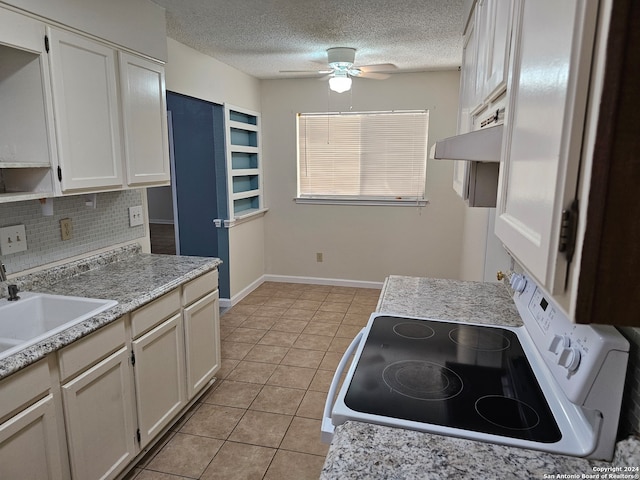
xmin=329 ymin=72 xmax=352 ymax=93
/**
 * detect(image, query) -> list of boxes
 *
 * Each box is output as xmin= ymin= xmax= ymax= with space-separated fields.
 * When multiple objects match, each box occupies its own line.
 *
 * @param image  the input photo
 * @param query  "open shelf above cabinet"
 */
xmin=0 ymin=8 xmax=57 ymax=203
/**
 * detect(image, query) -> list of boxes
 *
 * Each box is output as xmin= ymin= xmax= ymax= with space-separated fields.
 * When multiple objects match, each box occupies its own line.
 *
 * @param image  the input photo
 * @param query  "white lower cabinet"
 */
xmin=184 ymin=290 xmax=220 ymax=399
xmin=0 ymin=269 xmax=220 ymax=480
xmin=132 ymin=312 xmax=186 ymax=448
xmin=0 ymin=394 xmax=66 ymax=480
xmin=0 ymin=359 xmax=68 ymax=480
xmin=61 ymin=347 xmax=137 ymax=480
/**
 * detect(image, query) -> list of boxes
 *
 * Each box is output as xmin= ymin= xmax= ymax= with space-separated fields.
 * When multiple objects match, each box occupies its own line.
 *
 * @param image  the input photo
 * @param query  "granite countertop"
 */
xmin=0 ymin=244 xmax=221 ymax=380
xmin=322 ymin=275 xmax=640 ymax=479
xmin=324 ymin=422 xmax=640 ymax=480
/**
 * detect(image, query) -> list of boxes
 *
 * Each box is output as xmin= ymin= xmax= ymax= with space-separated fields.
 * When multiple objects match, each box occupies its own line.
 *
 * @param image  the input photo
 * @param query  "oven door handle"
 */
xmin=321 ymin=328 xmax=365 ymax=444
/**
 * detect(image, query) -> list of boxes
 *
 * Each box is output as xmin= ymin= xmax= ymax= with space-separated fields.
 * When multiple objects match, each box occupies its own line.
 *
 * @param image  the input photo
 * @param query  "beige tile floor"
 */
xmin=126 ymin=281 xmax=380 ymax=480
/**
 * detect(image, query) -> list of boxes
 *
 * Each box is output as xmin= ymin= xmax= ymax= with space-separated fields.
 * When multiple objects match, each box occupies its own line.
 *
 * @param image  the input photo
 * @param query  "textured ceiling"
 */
xmin=150 ymin=0 xmax=466 ymax=79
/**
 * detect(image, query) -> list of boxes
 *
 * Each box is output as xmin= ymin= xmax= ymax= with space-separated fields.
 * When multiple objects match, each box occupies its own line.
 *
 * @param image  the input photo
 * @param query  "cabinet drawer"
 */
xmin=183 ymin=270 xmax=219 ymax=306
xmin=131 ymin=289 xmax=181 ymax=339
xmin=0 ymin=359 xmax=50 ymax=423
xmin=58 ymin=318 xmax=126 ymax=383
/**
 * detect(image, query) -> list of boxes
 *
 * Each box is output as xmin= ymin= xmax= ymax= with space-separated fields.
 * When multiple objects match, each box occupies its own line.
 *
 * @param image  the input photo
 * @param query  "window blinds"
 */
xmin=297 ymin=111 xmax=429 ymax=200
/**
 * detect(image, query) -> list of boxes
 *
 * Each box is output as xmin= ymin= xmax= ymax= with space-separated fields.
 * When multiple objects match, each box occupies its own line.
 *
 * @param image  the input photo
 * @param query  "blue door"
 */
xmin=167 ymin=92 xmax=230 ymax=298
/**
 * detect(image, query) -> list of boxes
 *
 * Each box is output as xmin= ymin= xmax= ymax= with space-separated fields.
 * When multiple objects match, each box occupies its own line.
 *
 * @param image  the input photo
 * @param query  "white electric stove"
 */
xmin=322 ymin=274 xmax=629 ymax=461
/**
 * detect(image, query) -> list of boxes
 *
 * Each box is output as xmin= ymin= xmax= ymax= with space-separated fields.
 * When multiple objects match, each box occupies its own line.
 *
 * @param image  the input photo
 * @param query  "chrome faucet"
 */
xmin=0 ymin=261 xmax=6 ymax=282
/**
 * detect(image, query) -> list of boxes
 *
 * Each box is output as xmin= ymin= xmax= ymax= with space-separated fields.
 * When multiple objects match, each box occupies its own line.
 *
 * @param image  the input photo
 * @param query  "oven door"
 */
xmin=322 ymin=313 xmax=599 ymax=458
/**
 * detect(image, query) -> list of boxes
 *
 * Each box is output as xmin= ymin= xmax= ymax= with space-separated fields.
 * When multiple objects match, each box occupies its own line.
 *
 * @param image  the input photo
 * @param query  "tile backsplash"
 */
xmin=0 ymin=190 xmax=145 ymax=275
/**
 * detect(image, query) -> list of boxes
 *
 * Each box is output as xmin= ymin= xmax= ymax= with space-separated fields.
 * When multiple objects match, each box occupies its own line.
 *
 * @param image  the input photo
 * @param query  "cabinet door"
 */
xmin=453 ymin=6 xmax=478 ymax=200
xmin=62 ymin=346 xmax=137 ymax=480
xmin=473 ymin=0 xmax=489 ymax=110
xmin=184 ymin=290 xmax=220 ymax=399
xmin=458 ymin=6 xmax=480 ymax=135
xmin=119 ymin=52 xmax=170 ymax=187
xmin=0 ymin=395 xmax=66 ymax=480
xmin=132 ymin=312 xmax=186 ymax=448
xmin=481 ymin=0 xmax=513 ymax=101
xmin=47 ymin=27 xmax=123 ymax=192
xmin=495 ymin=0 xmax=597 ymax=293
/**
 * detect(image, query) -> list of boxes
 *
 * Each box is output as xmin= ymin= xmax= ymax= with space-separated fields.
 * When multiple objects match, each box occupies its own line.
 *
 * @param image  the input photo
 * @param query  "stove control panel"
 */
xmin=513 ymin=273 xmax=629 ymax=405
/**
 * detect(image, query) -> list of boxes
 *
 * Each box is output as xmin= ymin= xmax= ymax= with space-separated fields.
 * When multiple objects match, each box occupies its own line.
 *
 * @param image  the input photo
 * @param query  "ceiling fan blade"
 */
xmin=357 ymin=71 xmax=391 ymax=80
xmin=279 ymin=69 xmax=333 ymax=74
xmin=357 ymin=63 xmax=397 ymax=73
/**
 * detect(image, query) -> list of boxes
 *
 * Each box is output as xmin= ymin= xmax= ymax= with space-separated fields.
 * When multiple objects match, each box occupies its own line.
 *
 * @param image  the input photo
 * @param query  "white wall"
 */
xmin=164 ymin=38 xmax=264 ymax=299
xmin=2 ymin=0 xmax=167 ymax=61
xmin=260 ymin=71 xmax=466 ymax=283
xmin=165 ymin=38 xmax=260 ymax=111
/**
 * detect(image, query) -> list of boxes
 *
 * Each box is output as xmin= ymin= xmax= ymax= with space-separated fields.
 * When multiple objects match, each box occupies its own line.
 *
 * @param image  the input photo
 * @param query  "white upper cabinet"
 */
xmin=0 ymin=7 xmax=57 ymax=203
xmin=479 ymin=0 xmax=513 ymax=102
xmin=119 ymin=52 xmax=170 ymax=187
xmin=452 ymin=0 xmax=514 ymax=205
xmin=458 ymin=6 xmax=480 ymax=133
xmin=468 ymin=0 xmax=513 ymax=123
xmin=453 ymin=6 xmax=478 ymax=199
xmin=48 ymin=27 xmax=124 ymax=193
xmin=495 ymin=0 xmax=598 ymax=294
xmin=0 ymin=2 xmax=170 ymax=201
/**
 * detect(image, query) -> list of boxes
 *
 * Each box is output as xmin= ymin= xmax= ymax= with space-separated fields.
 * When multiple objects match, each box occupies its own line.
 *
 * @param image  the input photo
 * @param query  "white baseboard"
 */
xmin=263 ymin=274 xmax=384 ymax=290
xmin=219 ymin=298 xmax=233 ymax=308
xmin=219 ymin=275 xmax=266 ymax=308
xmin=218 ymin=274 xmax=384 ymax=308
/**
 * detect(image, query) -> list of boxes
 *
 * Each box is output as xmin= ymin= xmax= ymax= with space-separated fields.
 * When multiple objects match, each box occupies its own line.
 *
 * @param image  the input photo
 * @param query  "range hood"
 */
xmin=432 ymin=124 xmax=503 ymax=162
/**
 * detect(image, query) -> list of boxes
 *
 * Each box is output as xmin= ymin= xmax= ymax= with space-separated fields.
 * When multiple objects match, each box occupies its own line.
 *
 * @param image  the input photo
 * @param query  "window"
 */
xmin=296 ymin=110 xmax=429 ymax=205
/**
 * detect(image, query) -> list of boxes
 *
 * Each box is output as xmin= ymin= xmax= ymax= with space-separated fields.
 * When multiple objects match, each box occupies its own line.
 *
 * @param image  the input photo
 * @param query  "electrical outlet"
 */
xmin=60 ymin=218 xmax=73 ymax=241
xmin=0 ymin=224 xmax=27 ymax=255
xmin=129 ymin=206 xmax=144 ymax=227
xmin=316 ymin=252 xmax=323 ymax=262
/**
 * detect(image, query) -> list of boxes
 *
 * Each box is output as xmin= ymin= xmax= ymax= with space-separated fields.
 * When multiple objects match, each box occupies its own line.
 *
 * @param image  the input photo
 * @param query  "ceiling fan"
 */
xmin=280 ymin=47 xmax=396 ymax=93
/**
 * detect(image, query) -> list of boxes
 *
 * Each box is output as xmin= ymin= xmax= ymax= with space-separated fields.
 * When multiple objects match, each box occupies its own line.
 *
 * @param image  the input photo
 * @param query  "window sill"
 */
xmin=213 ymin=208 xmax=269 ymax=229
xmin=294 ymin=197 xmax=429 ymax=207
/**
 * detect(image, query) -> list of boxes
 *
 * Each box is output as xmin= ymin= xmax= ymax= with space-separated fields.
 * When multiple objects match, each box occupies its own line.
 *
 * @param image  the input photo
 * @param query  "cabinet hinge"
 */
xmin=130 ymin=351 xmax=136 ymax=366
xmin=559 ymin=199 xmax=579 ymax=263
xmin=57 ymin=166 xmax=62 ymax=182
xmin=136 ymin=428 xmax=141 ymax=444
xmin=44 ymin=35 xmax=49 ymax=53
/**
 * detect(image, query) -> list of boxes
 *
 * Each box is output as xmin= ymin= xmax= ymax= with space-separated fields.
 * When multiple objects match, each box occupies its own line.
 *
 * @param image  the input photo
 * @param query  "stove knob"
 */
xmin=548 ymin=334 xmax=570 ymax=354
xmin=558 ymin=347 xmax=581 ymax=373
xmin=510 ymin=274 xmax=527 ymax=293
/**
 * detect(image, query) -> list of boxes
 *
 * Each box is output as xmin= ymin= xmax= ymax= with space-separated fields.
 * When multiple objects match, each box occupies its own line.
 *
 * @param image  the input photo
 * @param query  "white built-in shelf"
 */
xmin=0 ymin=162 xmax=51 ymax=169
xmin=0 ymin=191 xmax=54 ymax=204
xmin=224 ymin=104 xmax=264 ymax=220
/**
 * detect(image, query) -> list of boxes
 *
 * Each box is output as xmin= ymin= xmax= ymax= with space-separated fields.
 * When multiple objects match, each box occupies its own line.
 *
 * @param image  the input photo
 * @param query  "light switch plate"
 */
xmin=0 ymin=224 xmax=27 ymax=255
xmin=129 ymin=206 xmax=144 ymax=227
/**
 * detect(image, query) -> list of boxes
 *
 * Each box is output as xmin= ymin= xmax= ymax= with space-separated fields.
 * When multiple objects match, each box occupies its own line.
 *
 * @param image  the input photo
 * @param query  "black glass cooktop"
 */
xmin=344 ymin=316 xmax=562 ymax=443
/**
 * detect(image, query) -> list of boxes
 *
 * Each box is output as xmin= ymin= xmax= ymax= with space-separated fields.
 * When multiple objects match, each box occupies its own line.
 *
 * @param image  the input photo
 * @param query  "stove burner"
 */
xmin=475 ymin=395 xmax=540 ymax=430
xmin=449 ymin=326 xmax=511 ymax=352
xmin=393 ymin=322 xmax=435 ymax=339
xmin=382 ymin=360 xmax=463 ymax=401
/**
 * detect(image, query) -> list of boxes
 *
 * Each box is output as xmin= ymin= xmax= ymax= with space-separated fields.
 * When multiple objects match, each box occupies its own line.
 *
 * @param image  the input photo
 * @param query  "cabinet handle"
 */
xmin=559 ymin=200 xmax=579 ymax=263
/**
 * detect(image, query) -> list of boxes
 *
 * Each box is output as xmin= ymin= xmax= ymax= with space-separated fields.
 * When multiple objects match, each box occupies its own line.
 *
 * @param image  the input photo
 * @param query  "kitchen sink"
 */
xmin=0 ymin=292 xmax=117 ymax=360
